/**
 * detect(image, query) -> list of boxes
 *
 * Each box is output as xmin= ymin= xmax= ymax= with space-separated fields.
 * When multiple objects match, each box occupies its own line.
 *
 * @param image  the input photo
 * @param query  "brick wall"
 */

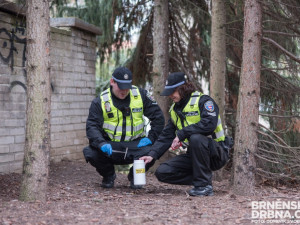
xmin=0 ymin=6 xmax=101 ymax=173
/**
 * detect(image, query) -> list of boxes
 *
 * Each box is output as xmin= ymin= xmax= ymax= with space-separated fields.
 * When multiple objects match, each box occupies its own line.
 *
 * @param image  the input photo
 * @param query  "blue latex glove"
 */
xmin=100 ymin=144 xmax=112 ymax=156
xmin=137 ymin=137 xmax=152 ymax=148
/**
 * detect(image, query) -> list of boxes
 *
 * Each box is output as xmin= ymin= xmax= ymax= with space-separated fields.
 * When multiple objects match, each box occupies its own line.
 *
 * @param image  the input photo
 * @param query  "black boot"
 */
xmin=188 ymin=185 xmax=213 ymax=196
xmin=101 ymin=173 xmax=116 ymax=188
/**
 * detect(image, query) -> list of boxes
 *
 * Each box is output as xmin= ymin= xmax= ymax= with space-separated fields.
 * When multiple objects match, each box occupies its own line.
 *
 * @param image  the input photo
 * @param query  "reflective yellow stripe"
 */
xmin=133 ymin=123 xmax=145 ymax=132
xmin=217 ymin=118 xmax=222 ymax=126
xmin=102 ymin=91 xmax=109 ymax=102
xmin=214 ymin=118 xmax=225 ymax=141
xmin=190 ymin=91 xmax=200 ymax=106
xmin=103 ymin=123 xmax=122 ymax=132
xmin=107 ymin=133 xmax=119 ymax=141
xmin=103 ymin=123 xmax=144 ymax=133
xmin=131 ymin=88 xmax=138 ymax=96
xmin=215 ymin=129 xmax=225 ymax=139
xmin=125 ymin=132 xmax=144 ymax=141
xmin=107 ymin=132 xmax=144 ymax=141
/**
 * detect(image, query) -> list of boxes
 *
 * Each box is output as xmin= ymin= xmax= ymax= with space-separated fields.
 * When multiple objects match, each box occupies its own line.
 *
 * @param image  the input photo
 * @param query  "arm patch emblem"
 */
xmin=204 ymin=101 xmax=214 ymax=112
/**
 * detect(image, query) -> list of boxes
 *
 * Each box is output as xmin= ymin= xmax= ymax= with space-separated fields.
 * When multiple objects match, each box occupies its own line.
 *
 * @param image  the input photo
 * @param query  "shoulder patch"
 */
xmin=204 ymin=101 xmax=214 ymax=112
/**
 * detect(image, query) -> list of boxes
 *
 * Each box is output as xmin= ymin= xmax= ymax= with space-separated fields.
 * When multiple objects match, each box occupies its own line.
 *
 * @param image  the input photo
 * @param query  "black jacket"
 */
xmin=86 ymin=87 xmax=165 ymax=150
xmin=148 ymin=94 xmax=220 ymax=160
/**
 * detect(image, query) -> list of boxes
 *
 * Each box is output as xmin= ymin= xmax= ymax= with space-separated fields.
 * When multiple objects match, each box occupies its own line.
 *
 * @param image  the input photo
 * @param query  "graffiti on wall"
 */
xmin=0 ymin=22 xmax=27 ymax=91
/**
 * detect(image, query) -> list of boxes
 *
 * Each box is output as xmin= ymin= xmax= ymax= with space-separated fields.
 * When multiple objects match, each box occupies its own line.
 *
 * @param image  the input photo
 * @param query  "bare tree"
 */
xmin=233 ymin=0 xmax=262 ymax=195
xmin=210 ymin=0 xmax=226 ymax=123
xmin=19 ymin=0 xmax=51 ymax=201
xmin=152 ymin=0 xmax=170 ymax=123
xmin=210 ymin=0 xmax=226 ymax=181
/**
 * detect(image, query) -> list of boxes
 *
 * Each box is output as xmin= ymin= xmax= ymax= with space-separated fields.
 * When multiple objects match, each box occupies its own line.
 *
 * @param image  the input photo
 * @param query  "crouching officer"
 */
xmin=140 ymin=72 xmax=232 ymax=196
xmin=83 ymin=67 xmax=164 ymax=189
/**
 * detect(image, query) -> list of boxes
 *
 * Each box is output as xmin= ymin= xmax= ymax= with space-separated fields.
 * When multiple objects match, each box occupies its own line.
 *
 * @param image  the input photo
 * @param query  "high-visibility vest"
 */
xmin=100 ymin=86 xmax=145 ymax=142
xmin=170 ymin=91 xmax=225 ymax=142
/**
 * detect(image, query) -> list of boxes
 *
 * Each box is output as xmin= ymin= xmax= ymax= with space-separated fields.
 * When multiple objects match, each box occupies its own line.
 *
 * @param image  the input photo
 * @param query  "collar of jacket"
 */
xmin=174 ymin=94 xmax=191 ymax=111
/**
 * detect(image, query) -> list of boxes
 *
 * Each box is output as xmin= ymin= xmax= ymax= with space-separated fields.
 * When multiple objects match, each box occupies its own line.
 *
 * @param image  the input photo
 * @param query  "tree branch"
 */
xmin=263 ymin=10 xmax=300 ymax=35
xmin=170 ymin=56 xmax=189 ymax=76
xmin=261 ymin=66 xmax=300 ymax=94
xmin=262 ymin=37 xmax=300 ymax=63
xmin=258 ymin=124 xmax=290 ymax=148
xmin=263 ymin=30 xmax=300 ymax=37
xmin=259 ymin=113 xmax=300 ymax=118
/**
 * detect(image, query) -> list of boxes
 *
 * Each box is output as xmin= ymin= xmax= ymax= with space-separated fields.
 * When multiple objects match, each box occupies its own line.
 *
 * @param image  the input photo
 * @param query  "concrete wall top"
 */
xmin=50 ymin=18 xmax=102 ymax=36
xmin=0 ymin=0 xmax=26 ymax=17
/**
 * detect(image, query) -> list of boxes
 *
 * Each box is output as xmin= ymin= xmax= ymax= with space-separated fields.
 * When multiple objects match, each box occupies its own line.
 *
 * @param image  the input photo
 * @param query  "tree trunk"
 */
xmin=210 ymin=0 xmax=226 ymax=181
xmin=233 ymin=0 xmax=262 ymax=195
xmin=151 ymin=0 xmax=172 ymax=166
xmin=153 ymin=0 xmax=170 ymax=123
xmin=210 ymin=0 xmax=226 ymax=124
xmin=19 ymin=0 xmax=51 ymax=202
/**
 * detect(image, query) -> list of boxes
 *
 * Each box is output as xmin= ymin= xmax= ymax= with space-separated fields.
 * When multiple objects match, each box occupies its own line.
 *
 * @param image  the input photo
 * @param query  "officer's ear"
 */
xmin=110 ymin=78 xmax=115 ymax=85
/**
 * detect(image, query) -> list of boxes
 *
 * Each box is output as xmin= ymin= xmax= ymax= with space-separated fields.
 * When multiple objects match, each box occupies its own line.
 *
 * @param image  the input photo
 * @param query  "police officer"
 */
xmin=83 ymin=67 xmax=164 ymax=189
xmin=140 ymin=72 xmax=230 ymax=196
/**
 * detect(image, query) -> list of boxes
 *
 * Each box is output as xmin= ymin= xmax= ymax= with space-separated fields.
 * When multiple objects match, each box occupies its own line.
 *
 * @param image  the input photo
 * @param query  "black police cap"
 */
xmin=161 ymin=72 xmax=186 ymax=96
xmin=112 ymin=67 xmax=132 ymax=90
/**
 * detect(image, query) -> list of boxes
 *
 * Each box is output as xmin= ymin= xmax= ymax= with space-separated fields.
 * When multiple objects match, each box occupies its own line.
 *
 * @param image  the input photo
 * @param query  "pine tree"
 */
xmin=19 ymin=0 xmax=51 ymax=202
xmin=210 ymin=0 xmax=226 ymax=181
xmin=153 ymin=0 xmax=170 ymax=122
xmin=233 ymin=0 xmax=262 ymax=195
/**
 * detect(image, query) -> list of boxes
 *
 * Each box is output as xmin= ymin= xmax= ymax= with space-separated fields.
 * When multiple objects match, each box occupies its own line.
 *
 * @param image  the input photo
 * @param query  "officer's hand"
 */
xmin=140 ymin=156 xmax=153 ymax=164
xmin=137 ymin=137 xmax=152 ymax=148
xmin=100 ymin=144 xmax=112 ymax=156
xmin=171 ymin=136 xmax=181 ymax=150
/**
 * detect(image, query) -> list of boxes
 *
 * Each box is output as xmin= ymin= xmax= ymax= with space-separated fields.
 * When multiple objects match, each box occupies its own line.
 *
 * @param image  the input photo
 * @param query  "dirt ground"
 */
xmin=0 ymin=160 xmax=299 ymax=225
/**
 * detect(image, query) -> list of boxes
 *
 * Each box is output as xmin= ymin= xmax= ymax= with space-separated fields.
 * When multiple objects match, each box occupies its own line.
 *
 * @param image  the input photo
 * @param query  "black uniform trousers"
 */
xmin=83 ymin=139 xmax=155 ymax=181
xmin=155 ymin=134 xmax=228 ymax=187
